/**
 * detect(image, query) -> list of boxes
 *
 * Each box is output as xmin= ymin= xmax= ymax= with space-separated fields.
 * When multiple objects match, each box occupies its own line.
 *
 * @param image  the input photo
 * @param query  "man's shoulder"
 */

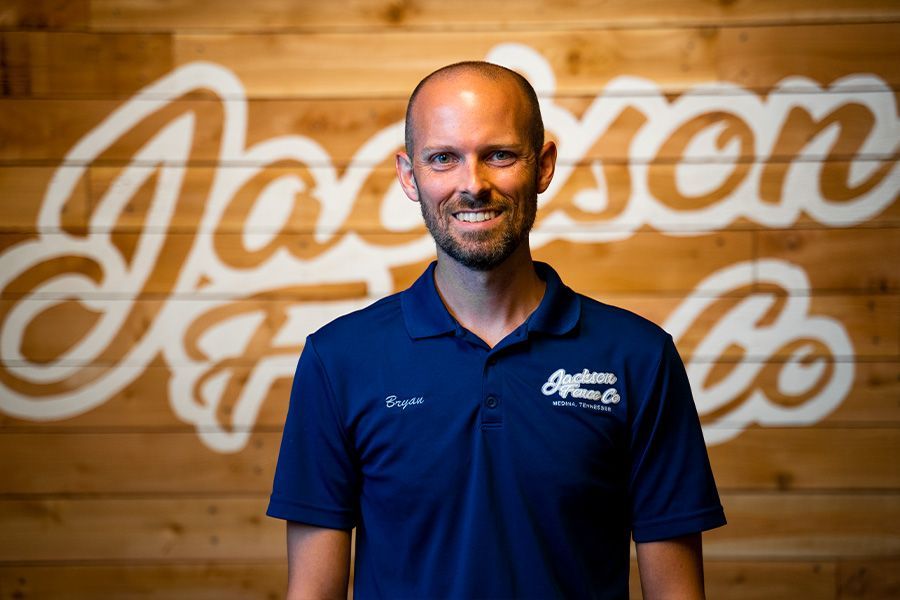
xmin=309 ymin=291 xmax=405 ymax=350
xmin=575 ymin=292 xmax=671 ymax=346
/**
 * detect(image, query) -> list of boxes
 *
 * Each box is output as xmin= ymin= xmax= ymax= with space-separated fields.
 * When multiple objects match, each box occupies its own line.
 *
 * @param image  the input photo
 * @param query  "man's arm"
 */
xmin=286 ymin=521 xmax=351 ymax=600
xmin=635 ymin=533 xmax=706 ymax=600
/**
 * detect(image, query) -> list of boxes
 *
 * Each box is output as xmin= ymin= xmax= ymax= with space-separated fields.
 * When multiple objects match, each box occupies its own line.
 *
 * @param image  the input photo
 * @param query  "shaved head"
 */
xmin=404 ymin=61 xmax=544 ymax=159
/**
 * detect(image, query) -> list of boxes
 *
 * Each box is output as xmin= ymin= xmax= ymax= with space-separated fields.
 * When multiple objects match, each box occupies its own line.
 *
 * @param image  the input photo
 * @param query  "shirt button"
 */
xmin=485 ymin=396 xmax=499 ymax=409
xmin=487 ymin=357 xmax=497 ymax=367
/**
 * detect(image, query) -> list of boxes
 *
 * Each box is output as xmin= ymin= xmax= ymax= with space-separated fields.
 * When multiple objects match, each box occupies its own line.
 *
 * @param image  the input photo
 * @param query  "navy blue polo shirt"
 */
xmin=268 ymin=262 xmax=725 ymax=599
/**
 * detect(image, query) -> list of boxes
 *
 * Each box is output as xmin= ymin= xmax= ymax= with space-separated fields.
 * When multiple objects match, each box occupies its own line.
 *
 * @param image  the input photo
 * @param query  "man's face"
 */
xmin=396 ymin=72 xmax=555 ymax=271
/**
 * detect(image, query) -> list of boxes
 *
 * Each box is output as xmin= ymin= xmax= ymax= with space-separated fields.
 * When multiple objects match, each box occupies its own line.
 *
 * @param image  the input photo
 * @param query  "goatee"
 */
xmin=419 ymin=195 xmax=537 ymax=271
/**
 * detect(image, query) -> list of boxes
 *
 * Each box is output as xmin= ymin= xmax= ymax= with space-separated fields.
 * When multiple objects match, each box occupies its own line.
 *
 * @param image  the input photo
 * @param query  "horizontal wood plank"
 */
xmin=705 ymin=492 xmax=900 ymax=559
xmin=630 ymin=559 xmax=836 ymax=600
xmin=0 ymin=493 xmax=895 ymax=561
xmin=837 ymin=559 xmax=900 ymax=599
xmin=0 ymin=563 xmax=287 ymax=600
xmin=169 ymin=25 xmax=900 ymax=98
xmin=84 ymin=0 xmax=900 ymax=32
xmin=0 ymin=496 xmax=282 ymax=561
xmin=0 ymin=559 xmax=870 ymax=599
xmin=0 ymin=230 xmax=756 ymax=296
xmin=0 ymin=560 xmax=840 ymax=600
xmin=3 ymin=25 xmax=898 ymax=99
xmin=0 ymin=1 xmax=89 ymax=30
xmin=0 ymin=167 xmax=88 ymax=230
xmin=0 ymin=291 xmax=894 ymax=370
xmin=612 ymin=293 xmax=899 ymax=360
xmin=0 ymin=431 xmax=278 ymax=494
xmin=6 ymin=1 xmax=900 ymax=32
xmin=3 ymin=92 xmax=896 ymax=167
xmin=707 ymin=428 xmax=900 ymax=491
xmin=0 ymin=31 xmax=174 ymax=98
xmin=758 ymin=228 xmax=900 ymax=293
xmin=0 ymin=426 xmax=897 ymax=494
xmin=0 ymin=97 xmax=405 ymax=164
xmin=537 ymin=231 xmax=900 ymax=294
xmin=0 ymin=360 xmax=895 ymax=431
xmin=533 ymin=232 xmax=756 ymax=294
xmin=1 ymin=160 xmax=895 ymax=234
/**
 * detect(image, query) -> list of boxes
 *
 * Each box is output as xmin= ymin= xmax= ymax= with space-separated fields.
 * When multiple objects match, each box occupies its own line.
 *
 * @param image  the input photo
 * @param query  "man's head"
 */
xmin=396 ymin=62 xmax=556 ymax=271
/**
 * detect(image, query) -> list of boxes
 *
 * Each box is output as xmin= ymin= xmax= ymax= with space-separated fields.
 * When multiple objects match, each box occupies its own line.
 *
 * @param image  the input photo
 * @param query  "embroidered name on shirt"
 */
xmin=541 ymin=368 xmax=620 ymax=409
xmin=385 ymin=395 xmax=425 ymax=410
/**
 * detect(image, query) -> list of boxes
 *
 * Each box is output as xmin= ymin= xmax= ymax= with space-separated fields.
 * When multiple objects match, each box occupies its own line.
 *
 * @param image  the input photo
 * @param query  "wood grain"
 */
xmin=611 ymin=293 xmax=899 ymax=360
xmin=1 ymin=291 xmax=894 ymax=399
xmin=3 ymin=94 xmax=895 ymax=167
xmin=86 ymin=0 xmax=900 ymax=31
xmin=1 ymin=359 xmax=895 ymax=431
xmin=0 ymin=497 xmax=282 ymax=562
xmin=0 ymin=563 xmax=287 ymax=600
xmin=0 ymin=431 xmax=279 ymax=495
xmin=0 ymin=559 xmax=858 ymax=600
xmin=1 ymin=31 xmax=174 ymax=98
xmin=837 ymin=559 xmax=900 ymax=599
xmin=706 ymin=492 xmax=900 ymax=559
xmin=1 ymin=160 xmax=892 ymax=236
xmin=0 ymin=4 xmax=898 ymax=599
xmin=4 ymin=24 xmax=897 ymax=99
xmin=0 ymin=493 xmax=895 ymax=561
xmin=0 ymin=230 xmax=755 ymax=296
xmin=171 ymin=25 xmax=900 ymax=98
xmin=630 ymin=560 xmax=836 ymax=600
xmin=0 ymin=1 xmax=89 ymax=30
xmin=758 ymin=228 xmax=900 ymax=293
xmin=0 ymin=425 xmax=896 ymax=494
xmin=0 ymin=167 xmax=88 ymax=230
xmin=707 ymin=427 xmax=900 ymax=491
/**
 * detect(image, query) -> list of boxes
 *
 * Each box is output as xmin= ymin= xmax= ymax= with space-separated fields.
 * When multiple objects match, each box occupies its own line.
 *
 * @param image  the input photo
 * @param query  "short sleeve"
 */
xmin=628 ymin=336 xmax=726 ymax=542
xmin=266 ymin=336 xmax=358 ymax=530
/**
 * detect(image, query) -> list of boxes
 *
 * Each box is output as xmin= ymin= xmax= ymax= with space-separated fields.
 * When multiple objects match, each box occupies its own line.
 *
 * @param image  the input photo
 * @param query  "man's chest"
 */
xmin=337 ymin=344 xmax=634 ymax=505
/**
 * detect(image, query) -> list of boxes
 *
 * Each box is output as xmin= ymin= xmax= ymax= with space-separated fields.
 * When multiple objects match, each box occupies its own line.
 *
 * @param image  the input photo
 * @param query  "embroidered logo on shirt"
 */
xmin=541 ymin=368 xmax=620 ymax=412
xmin=385 ymin=395 xmax=425 ymax=410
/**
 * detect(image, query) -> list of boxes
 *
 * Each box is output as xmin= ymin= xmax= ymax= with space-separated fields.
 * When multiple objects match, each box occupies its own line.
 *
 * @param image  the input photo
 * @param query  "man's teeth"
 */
xmin=455 ymin=211 xmax=498 ymax=223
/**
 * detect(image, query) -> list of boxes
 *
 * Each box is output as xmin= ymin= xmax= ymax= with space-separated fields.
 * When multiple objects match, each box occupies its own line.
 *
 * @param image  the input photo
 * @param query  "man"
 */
xmin=267 ymin=61 xmax=726 ymax=599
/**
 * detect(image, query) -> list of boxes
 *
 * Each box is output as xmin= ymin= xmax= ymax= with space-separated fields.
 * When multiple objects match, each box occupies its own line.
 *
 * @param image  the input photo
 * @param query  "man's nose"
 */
xmin=461 ymin=159 xmax=491 ymax=200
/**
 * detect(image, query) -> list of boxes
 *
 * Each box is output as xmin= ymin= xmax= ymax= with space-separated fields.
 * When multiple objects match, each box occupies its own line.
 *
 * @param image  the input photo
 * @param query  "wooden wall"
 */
xmin=1 ymin=1 xmax=898 ymax=598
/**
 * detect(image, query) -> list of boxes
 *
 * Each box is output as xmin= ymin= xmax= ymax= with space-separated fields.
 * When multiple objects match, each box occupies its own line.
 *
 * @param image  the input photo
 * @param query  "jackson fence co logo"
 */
xmin=541 ymin=368 xmax=619 ymax=401
xmin=542 ymin=368 xmax=621 ymax=413
xmin=1 ymin=44 xmax=894 ymax=452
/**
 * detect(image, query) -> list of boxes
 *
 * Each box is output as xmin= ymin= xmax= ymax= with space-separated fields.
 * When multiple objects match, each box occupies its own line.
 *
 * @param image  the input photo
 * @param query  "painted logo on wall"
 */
xmin=1 ymin=44 xmax=895 ymax=452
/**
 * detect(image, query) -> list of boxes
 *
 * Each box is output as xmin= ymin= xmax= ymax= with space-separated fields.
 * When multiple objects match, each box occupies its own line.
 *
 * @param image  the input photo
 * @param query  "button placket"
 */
xmin=481 ymin=353 xmax=503 ymax=427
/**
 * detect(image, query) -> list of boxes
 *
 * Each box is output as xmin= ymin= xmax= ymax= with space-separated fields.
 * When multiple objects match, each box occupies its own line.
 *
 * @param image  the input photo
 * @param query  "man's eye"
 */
xmin=491 ymin=151 xmax=515 ymax=162
xmin=432 ymin=153 xmax=453 ymax=164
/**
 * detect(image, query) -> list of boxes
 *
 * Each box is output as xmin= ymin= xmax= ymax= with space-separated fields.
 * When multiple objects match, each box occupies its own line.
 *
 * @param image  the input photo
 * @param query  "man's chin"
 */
xmin=440 ymin=239 xmax=523 ymax=271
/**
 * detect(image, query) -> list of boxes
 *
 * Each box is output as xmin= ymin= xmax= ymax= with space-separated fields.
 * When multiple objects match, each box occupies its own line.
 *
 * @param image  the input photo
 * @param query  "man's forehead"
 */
xmin=410 ymin=74 xmax=528 ymax=132
xmin=415 ymin=69 xmax=521 ymax=105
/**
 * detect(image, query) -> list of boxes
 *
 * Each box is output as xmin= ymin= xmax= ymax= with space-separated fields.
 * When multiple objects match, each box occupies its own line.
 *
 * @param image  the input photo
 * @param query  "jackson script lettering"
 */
xmin=1 ymin=44 xmax=896 ymax=452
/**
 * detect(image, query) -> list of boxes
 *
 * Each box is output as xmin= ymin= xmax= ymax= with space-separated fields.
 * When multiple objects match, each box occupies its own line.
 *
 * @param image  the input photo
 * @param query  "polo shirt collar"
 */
xmin=527 ymin=261 xmax=581 ymax=336
xmin=401 ymin=261 xmax=580 ymax=340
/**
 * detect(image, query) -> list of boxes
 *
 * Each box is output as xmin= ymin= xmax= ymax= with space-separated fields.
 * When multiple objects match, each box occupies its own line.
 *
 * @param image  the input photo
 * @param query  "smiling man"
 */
xmin=267 ymin=62 xmax=726 ymax=599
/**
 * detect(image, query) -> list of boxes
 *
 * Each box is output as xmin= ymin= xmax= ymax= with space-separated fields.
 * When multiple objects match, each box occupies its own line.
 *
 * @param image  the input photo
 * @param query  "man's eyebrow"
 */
xmin=417 ymin=146 xmax=456 ymax=159
xmin=420 ymin=145 xmax=454 ymax=154
xmin=419 ymin=142 xmax=524 ymax=156
xmin=481 ymin=142 xmax=524 ymax=152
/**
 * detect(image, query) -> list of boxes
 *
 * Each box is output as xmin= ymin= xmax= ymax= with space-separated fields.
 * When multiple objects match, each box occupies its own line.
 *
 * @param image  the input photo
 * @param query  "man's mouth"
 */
xmin=453 ymin=210 xmax=500 ymax=223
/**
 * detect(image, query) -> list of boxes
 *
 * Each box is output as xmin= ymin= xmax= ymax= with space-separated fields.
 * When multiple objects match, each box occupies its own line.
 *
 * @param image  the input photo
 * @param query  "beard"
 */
xmin=419 ymin=190 xmax=538 ymax=271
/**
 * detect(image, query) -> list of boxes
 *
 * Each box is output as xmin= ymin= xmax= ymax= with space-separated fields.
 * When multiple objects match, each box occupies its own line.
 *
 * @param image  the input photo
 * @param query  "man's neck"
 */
xmin=432 ymin=245 xmax=546 ymax=348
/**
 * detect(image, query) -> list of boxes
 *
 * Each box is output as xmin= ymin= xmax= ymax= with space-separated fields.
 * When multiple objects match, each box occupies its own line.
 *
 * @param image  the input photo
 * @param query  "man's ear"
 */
xmin=536 ymin=141 xmax=557 ymax=194
xmin=395 ymin=152 xmax=420 ymax=202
